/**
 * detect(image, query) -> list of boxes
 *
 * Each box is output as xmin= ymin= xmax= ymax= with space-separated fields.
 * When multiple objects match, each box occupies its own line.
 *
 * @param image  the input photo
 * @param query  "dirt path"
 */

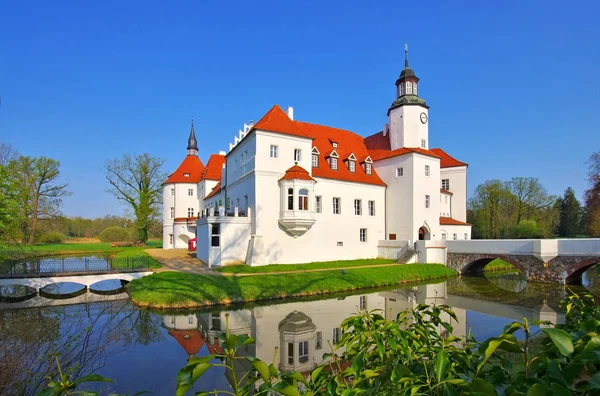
xmin=146 ymin=248 xmax=402 ymax=276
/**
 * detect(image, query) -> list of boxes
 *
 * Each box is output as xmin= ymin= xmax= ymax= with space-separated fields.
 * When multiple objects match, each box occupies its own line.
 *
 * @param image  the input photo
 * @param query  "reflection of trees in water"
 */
xmin=485 ymin=272 xmax=528 ymax=293
xmin=582 ymin=265 xmax=600 ymax=295
xmin=0 ymin=300 xmax=164 ymax=395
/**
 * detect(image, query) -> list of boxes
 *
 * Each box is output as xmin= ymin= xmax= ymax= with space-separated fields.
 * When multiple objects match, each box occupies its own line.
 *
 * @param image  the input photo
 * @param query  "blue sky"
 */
xmin=1 ymin=0 xmax=598 ymax=218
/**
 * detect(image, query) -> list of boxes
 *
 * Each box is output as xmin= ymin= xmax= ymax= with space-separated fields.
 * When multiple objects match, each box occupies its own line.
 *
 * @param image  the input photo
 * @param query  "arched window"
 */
xmin=298 ymin=189 xmax=309 ymax=211
xmin=406 ymin=81 xmax=412 ymax=95
xmin=288 ymin=188 xmax=294 ymax=210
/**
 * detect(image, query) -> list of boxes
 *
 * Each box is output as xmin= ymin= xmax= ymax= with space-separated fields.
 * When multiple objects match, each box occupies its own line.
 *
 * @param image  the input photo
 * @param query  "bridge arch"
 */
xmin=460 ymin=256 xmax=523 ymax=276
xmin=89 ymin=279 xmax=129 ymax=295
xmin=564 ymin=259 xmax=600 ymax=285
xmin=40 ymin=282 xmax=87 ymax=299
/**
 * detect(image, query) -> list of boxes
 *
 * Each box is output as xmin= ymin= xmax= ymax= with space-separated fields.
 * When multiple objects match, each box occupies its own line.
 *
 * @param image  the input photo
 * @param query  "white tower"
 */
xmin=387 ymin=45 xmax=430 ymax=150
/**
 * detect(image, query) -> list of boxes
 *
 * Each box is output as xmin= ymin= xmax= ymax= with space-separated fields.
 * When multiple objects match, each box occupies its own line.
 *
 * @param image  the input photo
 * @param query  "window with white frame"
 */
xmin=188 ymin=207 xmax=194 ymax=217
xmin=188 ymin=316 xmax=194 ymax=324
xmin=333 ymin=197 xmax=340 ymax=214
xmin=332 ymin=142 xmax=338 ymax=148
xmin=316 ymin=331 xmax=322 ymax=349
xmin=170 ymin=207 xmax=175 ymax=218
xmin=359 ymin=228 xmax=367 ymax=242
xmin=288 ymin=343 xmax=294 ymax=364
xmin=425 ymin=195 xmax=430 ymax=208
xmin=425 ymin=165 xmax=430 ymax=176
xmin=170 ymin=188 xmax=175 ymax=196
xmin=453 ymin=233 xmax=457 ymax=240
xmin=294 ymin=149 xmax=301 ymax=162
xmin=331 ymin=157 xmax=338 ymax=170
xmin=333 ymin=327 xmax=341 ymax=345
xmin=365 ymin=163 xmax=372 ymax=175
xmin=442 ymin=233 xmax=447 ymax=240
xmin=270 ymin=145 xmax=278 ymax=158
xmin=169 ymin=234 xmax=173 ymax=245
xmin=287 ymin=188 xmax=294 ymax=210
xmin=184 ymin=173 xmax=190 ymax=178
xmin=188 ymin=188 xmax=193 ymax=196
xmin=359 ymin=295 xmax=367 ymax=310
xmin=368 ymin=200 xmax=375 ymax=216
xmin=298 ymin=189 xmax=309 ymax=210
xmin=312 ymin=154 xmax=319 ymax=167
xmin=406 ymin=81 xmax=413 ymax=94
xmin=315 ymin=196 xmax=322 ymax=213
xmin=211 ymin=223 xmax=220 ymax=247
xmin=442 ymin=179 xmax=450 ymax=190
xmin=464 ymin=233 xmax=468 ymax=240
xmin=421 ymin=138 xmax=426 ymax=148
xmin=348 ymin=160 xmax=355 ymax=173
xmin=354 ymin=199 xmax=362 ymax=215
xmin=299 ymin=341 xmax=309 ymax=363
xmin=396 ymin=167 xmax=403 ymax=177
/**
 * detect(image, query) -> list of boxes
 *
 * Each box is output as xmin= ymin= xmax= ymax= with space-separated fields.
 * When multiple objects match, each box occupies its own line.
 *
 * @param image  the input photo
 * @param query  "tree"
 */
xmin=558 ymin=187 xmax=581 ymax=237
xmin=0 ymin=143 xmax=18 ymax=167
xmin=583 ymin=152 xmax=600 ymax=237
xmin=8 ymin=156 xmax=70 ymax=245
xmin=506 ymin=177 xmax=554 ymax=225
xmin=0 ymin=164 xmax=21 ymax=244
xmin=468 ymin=180 xmax=512 ymax=239
xmin=104 ymin=153 xmax=166 ymax=242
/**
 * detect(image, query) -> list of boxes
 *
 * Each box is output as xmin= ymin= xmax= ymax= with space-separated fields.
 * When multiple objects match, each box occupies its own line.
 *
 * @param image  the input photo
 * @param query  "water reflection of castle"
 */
xmin=162 ymin=282 xmax=564 ymax=373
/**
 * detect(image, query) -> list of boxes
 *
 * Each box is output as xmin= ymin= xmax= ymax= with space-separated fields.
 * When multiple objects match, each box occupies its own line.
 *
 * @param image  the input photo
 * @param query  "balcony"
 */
xmin=279 ymin=210 xmax=316 ymax=237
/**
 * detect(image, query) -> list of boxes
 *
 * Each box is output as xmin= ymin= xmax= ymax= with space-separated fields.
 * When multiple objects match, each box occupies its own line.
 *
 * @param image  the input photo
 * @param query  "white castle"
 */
xmin=162 ymin=50 xmax=471 ymax=266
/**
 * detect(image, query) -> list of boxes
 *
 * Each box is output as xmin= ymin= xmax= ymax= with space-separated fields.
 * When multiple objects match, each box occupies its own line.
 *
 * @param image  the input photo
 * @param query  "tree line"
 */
xmin=0 ymin=142 xmax=166 ymax=245
xmin=468 ymin=152 xmax=600 ymax=239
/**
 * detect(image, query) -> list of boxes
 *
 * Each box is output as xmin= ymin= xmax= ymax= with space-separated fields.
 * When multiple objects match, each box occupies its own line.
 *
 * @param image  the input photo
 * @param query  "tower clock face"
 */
xmin=420 ymin=112 xmax=428 ymax=124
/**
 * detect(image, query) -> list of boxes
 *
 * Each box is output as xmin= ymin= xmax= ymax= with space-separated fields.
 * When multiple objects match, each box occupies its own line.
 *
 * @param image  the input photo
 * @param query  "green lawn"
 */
xmin=128 ymin=264 xmax=457 ymax=308
xmin=215 ymin=258 xmax=397 ymax=274
xmin=112 ymin=247 xmax=162 ymax=269
xmin=484 ymin=259 xmax=516 ymax=272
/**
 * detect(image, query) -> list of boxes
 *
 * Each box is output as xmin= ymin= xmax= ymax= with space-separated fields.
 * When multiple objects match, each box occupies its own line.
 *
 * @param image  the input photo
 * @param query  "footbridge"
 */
xmin=416 ymin=239 xmax=600 ymax=284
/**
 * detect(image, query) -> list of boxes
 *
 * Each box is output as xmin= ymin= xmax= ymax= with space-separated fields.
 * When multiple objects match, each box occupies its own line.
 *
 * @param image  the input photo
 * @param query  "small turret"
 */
xmin=187 ymin=119 xmax=198 ymax=156
xmin=391 ymin=44 xmax=427 ymax=109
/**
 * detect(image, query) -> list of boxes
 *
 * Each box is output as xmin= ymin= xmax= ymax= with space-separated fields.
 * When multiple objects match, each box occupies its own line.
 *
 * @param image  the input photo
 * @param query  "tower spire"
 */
xmin=187 ymin=118 xmax=198 ymax=156
xmin=404 ymin=43 xmax=409 ymax=68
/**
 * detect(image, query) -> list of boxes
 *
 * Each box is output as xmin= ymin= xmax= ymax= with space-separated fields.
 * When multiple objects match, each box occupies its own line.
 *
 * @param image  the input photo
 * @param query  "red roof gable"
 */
xmin=165 ymin=155 xmax=205 ymax=184
xmin=440 ymin=189 xmax=453 ymax=196
xmin=364 ymin=131 xmax=441 ymax=161
xmin=440 ymin=217 xmax=471 ymax=226
xmin=252 ymin=105 xmax=310 ymax=139
xmin=167 ymin=329 xmax=204 ymax=355
xmin=294 ymin=121 xmax=386 ymax=187
xmin=430 ymin=148 xmax=468 ymax=168
xmin=204 ymin=181 xmax=221 ymax=200
xmin=279 ymin=164 xmax=316 ymax=182
xmin=202 ymin=154 xmax=225 ymax=181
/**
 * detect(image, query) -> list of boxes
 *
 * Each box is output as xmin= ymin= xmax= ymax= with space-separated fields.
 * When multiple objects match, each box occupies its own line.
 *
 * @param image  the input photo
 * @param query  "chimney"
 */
xmin=285 ymin=106 xmax=294 ymax=120
xmin=219 ymin=150 xmax=226 ymax=156
xmin=383 ymin=124 xmax=389 ymax=137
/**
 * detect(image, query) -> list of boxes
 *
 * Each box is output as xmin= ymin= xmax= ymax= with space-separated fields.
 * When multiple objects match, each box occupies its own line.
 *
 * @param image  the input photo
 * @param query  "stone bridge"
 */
xmin=416 ymin=239 xmax=600 ymax=284
xmin=0 ymin=272 xmax=153 ymax=292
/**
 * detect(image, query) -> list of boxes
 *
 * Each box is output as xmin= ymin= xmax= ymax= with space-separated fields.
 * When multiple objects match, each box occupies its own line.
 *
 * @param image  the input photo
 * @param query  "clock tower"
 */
xmin=387 ymin=45 xmax=430 ymax=151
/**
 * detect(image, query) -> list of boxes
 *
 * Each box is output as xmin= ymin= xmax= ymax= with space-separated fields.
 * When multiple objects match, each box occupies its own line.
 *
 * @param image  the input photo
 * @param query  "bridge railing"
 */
xmin=0 ymin=256 xmax=152 ymax=279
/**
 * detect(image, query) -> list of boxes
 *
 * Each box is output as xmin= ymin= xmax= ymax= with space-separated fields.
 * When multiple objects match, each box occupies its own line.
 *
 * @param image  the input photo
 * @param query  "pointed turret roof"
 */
xmin=187 ymin=120 xmax=198 ymax=151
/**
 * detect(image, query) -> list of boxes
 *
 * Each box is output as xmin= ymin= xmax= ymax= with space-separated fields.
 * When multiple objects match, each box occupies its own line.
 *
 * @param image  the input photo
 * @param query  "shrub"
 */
xmin=98 ymin=226 xmax=130 ymax=243
xmin=38 ymin=232 xmax=65 ymax=244
xmin=514 ymin=219 xmax=544 ymax=239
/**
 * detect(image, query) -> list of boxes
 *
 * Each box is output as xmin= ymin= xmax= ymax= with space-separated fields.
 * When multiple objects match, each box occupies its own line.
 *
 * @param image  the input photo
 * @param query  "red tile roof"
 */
xmin=364 ymin=131 xmax=441 ymax=161
xmin=279 ymin=164 xmax=316 ymax=182
xmin=294 ymin=121 xmax=386 ymax=186
xmin=439 ymin=217 xmax=471 ymax=226
xmin=165 ymin=155 xmax=205 ymax=184
xmin=440 ymin=189 xmax=453 ymax=196
xmin=201 ymin=154 xmax=225 ymax=181
xmin=204 ymin=181 xmax=221 ymax=200
xmin=430 ymin=148 xmax=468 ymax=168
xmin=167 ymin=329 xmax=204 ymax=355
xmin=252 ymin=105 xmax=310 ymax=139
xmin=174 ymin=217 xmax=197 ymax=223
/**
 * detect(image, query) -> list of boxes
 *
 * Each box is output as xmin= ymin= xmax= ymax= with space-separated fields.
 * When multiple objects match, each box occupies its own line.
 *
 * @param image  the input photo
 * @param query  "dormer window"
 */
xmin=332 ymin=142 xmax=338 ymax=148
xmin=312 ymin=154 xmax=318 ymax=167
xmin=331 ymin=157 xmax=338 ymax=170
xmin=348 ymin=160 xmax=355 ymax=173
xmin=184 ymin=173 xmax=190 ymax=178
xmin=365 ymin=163 xmax=372 ymax=175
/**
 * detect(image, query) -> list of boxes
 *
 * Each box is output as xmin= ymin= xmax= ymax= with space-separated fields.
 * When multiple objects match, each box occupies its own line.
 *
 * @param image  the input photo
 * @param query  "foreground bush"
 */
xmin=37 ymin=232 xmax=65 ymax=244
xmin=98 ymin=226 xmax=130 ymax=243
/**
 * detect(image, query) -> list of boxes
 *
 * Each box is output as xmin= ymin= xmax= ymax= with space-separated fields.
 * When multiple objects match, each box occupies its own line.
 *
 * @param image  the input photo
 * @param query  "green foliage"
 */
xmin=173 ymin=291 xmax=600 ymax=395
xmin=0 ymin=164 xmax=22 ymax=243
xmin=513 ymin=219 xmax=544 ymax=239
xmin=128 ymin=265 xmax=457 ymax=308
xmin=98 ymin=226 xmax=131 ymax=243
xmin=583 ymin=152 xmax=600 ymax=237
xmin=215 ymin=259 xmax=397 ymax=274
xmin=38 ymin=232 xmax=65 ymax=244
xmin=559 ymin=187 xmax=582 ymax=237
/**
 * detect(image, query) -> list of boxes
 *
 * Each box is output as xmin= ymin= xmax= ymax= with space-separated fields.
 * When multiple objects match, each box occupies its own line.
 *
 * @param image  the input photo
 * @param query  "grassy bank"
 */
xmin=215 ymin=258 xmax=397 ymax=274
xmin=484 ymin=258 xmax=516 ymax=272
xmin=128 ymin=264 xmax=456 ymax=308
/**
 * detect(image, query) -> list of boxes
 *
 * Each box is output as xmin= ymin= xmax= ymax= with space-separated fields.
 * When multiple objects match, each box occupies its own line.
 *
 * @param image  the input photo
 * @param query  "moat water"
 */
xmin=0 ymin=268 xmax=598 ymax=396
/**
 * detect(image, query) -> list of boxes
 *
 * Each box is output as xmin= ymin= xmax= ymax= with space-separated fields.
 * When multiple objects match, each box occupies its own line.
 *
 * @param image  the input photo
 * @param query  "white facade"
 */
xmin=163 ymin=54 xmax=471 ymax=266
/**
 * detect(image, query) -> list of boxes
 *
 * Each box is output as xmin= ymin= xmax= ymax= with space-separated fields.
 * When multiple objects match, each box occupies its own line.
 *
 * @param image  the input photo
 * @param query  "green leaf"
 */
xmin=470 ymin=378 xmax=497 ymax=395
xmin=434 ymin=350 xmax=449 ymax=382
xmin=542 ymin=328 xmax=574 ymax=356
xmin=268 ymin=363 xmax=279 ymax=377
xmin=549 ymin=383 xmax=573 ymax=396
xmin=71 ymin=391 xmax=100 ymax=396
xmin=526 ymin=383 xmax=551 ymax=396
xmin=284 ymin=371 xmax=308 ymax=386
xmin=73 ymin=374 xmax=114 ymax=385
xmin=246 ymin=357 xmax=270 ymax=382
xmin=176 ymin=363 xmax=212 ymax=396
xmin=477 ymin=335 xmax=522 ymax=372
xmin=311 ymin=365 xmax=325 ymax=383
xmin=362 ymin=369 xmax=379 ymax=379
